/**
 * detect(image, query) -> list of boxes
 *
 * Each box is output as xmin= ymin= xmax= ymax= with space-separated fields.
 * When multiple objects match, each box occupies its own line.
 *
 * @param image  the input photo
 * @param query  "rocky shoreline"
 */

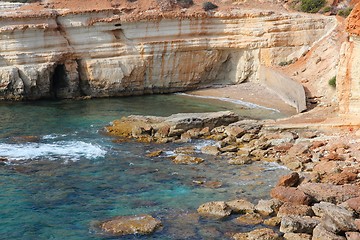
xmin=103 ymin=111 xmax=360 ymax=239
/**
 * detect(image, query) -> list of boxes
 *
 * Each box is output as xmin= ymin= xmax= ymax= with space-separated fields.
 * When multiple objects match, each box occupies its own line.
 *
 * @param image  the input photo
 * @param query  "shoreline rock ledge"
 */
xmin=98 ymin=214 xmax=162 ymax=236
xmin=106 ymin=111 xmax=239 ymax=142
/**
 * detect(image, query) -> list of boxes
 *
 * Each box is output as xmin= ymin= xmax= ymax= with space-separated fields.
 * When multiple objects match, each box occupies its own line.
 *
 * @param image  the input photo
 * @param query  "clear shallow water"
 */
xmin=0 ymin=95 xmax=289 ymax=239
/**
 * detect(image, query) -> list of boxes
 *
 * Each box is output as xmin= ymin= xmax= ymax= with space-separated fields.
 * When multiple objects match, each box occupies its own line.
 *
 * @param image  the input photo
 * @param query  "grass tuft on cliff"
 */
xmin=328 ymin=76 xmax=336 ymax=88
xmin=300 ymin=0 xmax=325 ymax=13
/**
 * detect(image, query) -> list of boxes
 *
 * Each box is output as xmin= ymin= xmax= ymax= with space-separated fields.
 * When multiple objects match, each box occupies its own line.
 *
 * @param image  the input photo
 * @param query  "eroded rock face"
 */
xmin=0 ymin=3 xmax=336 ymax=100
xmin=99 ymin=214 xmax=162 ymax=236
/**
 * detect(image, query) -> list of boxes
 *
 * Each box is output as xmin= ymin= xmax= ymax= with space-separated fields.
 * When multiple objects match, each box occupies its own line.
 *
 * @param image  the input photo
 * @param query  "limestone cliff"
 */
xmin=337 ymin=3 xmax=360 ymax=114
xmin=0 ymin=2 xmax=336 ymax=100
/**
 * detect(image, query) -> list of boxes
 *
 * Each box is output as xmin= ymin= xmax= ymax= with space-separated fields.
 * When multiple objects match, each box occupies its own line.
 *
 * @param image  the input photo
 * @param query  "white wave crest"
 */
xmin=0 ymin=141 xmax=106 ymax=161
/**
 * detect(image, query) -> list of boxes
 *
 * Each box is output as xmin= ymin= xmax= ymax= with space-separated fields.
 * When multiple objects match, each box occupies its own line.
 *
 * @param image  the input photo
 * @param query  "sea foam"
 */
xmin=0 ymin=141 xmax=106 ymax=161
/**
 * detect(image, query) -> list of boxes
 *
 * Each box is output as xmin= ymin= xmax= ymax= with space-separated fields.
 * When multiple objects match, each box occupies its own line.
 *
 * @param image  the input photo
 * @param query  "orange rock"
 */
xmin=276 ymin=172 xmax=300 ymax=187
xmin=270 ymin=186 xmax=311 ymax=205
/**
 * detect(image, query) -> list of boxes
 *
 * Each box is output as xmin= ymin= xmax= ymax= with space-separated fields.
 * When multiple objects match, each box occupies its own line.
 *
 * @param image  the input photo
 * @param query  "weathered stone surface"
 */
xmin=220 ymin=145 xmax=238 ymax=153
xmin=224 ymin=126 xmax=246 ymax=138
xmin=174 ymin=146 xmax=196 ymax=155
xmin=234 ymin=213 xmax=263 ymax=225
xmin=264 ymin=217 xmax=281 ymax=227
xmin=200 ymin=145 xmax=220 ymax=155
xmin=280 ymin=215 xmax=320 ymax=234
xmin=255 ymin=199 xmax=282 ymax=216
xmin=284 ymin=232 xmax=312 ymax=240
xmin=277 ymin=202 xmax=314 ymax=217
xmin=197 ymin=201 xmax=232 ymax=219
xmin=298 ymin=183 xmax=360 ymax=204
xmin=345 ymin=232 xmax=360 ymax=240
xmin=146 ymin=150 xmax=163 ymax=157
xmin=276 ymin=172 xmax=300 ymax=187
xmin=233 ymin=228 xmax=281 ymax=240
xmin=228 ymin=156 xmax=252 ymax=165
xmin=313 ymin=161 xmax=340 ymax=175
xmin=283 ymin=232 xmax=311 ymax=240
xmin=322 ymin=172 xmax=358 ymax=185
xmin=344 ymin=197 xmax=360 ymax=213
xmin=312 ymin=224 xmax=346 ymax=240
xmin=99 ymin=214 xmax=162 ymax=236
xmin=173 ymin=155 xmax=204 ymax=165
xmin=312 ymin=202 xmax=357 ymax=233
xmin=270 ymin=186 xmax=311 ymax=205
xmin=107 ymin=111 xmax=239 ymax=140
xmin=226 ymin=199 xmax=255 ymax=213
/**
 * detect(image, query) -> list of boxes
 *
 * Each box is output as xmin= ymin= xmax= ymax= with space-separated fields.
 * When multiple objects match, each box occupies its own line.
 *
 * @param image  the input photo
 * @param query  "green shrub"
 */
xmin=338 ymin=7 xmax=353 ymax=17
xmin=300 ymin=0 xmax=325 ymax=13
xmin=322 ymin=6 xmax=332 ymax=13
xmin=328 ymin=76 xmax=336 ymax=88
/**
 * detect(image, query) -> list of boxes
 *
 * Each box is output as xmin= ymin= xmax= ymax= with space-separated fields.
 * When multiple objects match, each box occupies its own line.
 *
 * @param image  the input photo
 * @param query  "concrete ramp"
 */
xmin=259 ymin=66 xmax=306 ymax=113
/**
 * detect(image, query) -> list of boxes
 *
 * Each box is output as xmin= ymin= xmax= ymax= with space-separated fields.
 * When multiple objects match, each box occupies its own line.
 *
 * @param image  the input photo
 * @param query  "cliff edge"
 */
xmin=0 ymin=0 xmax=336 ymax=105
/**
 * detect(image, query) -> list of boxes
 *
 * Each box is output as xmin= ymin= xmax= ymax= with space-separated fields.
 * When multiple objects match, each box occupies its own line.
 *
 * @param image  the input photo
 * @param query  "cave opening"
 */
xmin=51 ymin=64 xmax=68 ymax=98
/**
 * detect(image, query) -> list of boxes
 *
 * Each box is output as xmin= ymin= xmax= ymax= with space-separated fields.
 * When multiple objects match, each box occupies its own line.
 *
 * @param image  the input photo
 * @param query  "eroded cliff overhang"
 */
xmin=0 ymin=5 xmax=336 ymax=100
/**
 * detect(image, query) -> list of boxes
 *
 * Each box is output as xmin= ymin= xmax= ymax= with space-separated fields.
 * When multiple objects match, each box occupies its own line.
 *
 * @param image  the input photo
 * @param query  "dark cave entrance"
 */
xmin=51 ymin=64 xmax=68 ymax=98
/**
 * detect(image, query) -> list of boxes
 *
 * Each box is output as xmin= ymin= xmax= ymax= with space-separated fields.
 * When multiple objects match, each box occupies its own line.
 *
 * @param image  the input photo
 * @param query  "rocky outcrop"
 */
xmin=337 ymin=4 xmax=360 ymax=114
xmin=0 ymin=2 xmax=336 ymax=100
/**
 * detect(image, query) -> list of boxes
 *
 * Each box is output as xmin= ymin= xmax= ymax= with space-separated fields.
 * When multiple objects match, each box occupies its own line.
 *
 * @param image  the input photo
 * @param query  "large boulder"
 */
xmin=312 ymin=224 xmax=346 ymax=240
xmin=280 ymin=215 xmax=320 ymax=234
xmin=197 ymin=201 xmax=232 ymax=219
xmin=312 ymin=202 xmax=357 ymax=233
xmin=298 ymin=183 xmax=360 ymax=204
xmin=277 ymin=202 xmax=314 ymax=217
xmin=344 ymin=196 xmax=360 ymax=213
xmin=276 ymin=172 xmax=300 ymax=187
xmin=270 ymin=186 xmax=311 ymax=205
xmin=255 ymin=199 xmax=282 ymax=216
xmin=98 ymin=214 xmax=162 ymax=236
xmin=226 ymin=199 xmax=255 ymax=214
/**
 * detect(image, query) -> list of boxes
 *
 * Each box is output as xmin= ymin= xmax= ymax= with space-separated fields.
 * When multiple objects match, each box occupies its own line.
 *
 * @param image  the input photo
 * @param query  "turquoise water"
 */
xmin=0 ymin=95 xmax=288 ymax=239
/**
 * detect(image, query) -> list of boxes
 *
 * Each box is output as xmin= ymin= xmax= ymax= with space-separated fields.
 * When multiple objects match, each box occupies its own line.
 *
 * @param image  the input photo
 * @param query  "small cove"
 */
xmin=0 ymin=94 xmax=290 ymax=239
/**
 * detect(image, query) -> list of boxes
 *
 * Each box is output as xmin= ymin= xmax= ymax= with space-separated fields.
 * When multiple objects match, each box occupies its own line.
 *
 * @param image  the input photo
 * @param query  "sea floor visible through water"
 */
xmin=0 ymin=94 xmax=289 ymax=239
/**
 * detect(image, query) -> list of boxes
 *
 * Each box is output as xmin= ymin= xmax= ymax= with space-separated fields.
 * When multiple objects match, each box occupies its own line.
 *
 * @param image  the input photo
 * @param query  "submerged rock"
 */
xmin=234 ymin=213 xmax=263 ymax=225
xmin=172 ymin=155 xmax=204 ymax=165
xmin=98 ymin=214 xmax=162 ymax=236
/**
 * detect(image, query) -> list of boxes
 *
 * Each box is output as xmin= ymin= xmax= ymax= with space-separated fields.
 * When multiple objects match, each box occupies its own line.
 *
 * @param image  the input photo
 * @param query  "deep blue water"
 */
xmin=0 ymin=95 xmax=288 ymax=239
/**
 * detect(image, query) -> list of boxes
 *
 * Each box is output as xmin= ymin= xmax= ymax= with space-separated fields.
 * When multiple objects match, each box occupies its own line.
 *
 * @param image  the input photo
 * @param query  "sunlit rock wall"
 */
xmin=0 ymin=7 xmax=336 ymax=100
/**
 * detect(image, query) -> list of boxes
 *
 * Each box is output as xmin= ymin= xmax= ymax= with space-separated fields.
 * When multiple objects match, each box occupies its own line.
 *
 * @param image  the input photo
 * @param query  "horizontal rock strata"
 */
xmin=0 ymin=3 xmax=335 ymax=100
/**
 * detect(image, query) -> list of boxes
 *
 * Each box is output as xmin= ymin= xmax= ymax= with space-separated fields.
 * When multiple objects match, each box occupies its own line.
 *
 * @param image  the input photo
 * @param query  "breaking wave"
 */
xmin=0 ymin=141 xmax=106 ymax=162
